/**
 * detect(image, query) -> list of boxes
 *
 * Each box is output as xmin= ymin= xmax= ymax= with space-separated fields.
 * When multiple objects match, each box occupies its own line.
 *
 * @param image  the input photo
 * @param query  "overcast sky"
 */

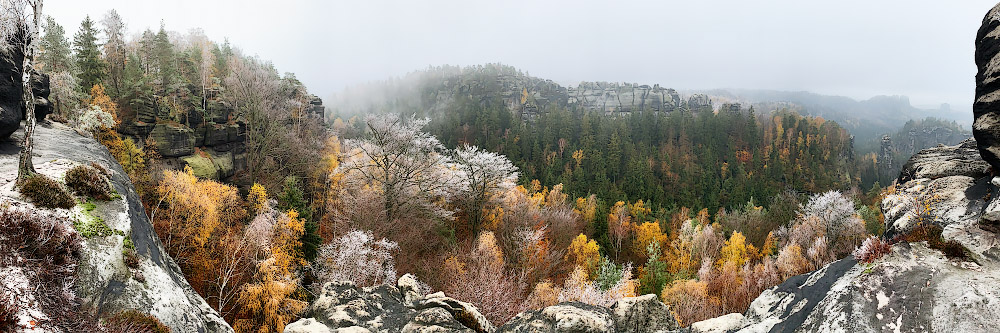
xmin=45 ymin=0 xmax=998 ymax=108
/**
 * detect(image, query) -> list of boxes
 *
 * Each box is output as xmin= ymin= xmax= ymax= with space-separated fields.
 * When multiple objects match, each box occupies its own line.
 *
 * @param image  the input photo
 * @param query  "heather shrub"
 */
xmin=0 ymin=209 xmax=83 ymax=330
xmin=19 ymin=174 xmax=75 ymax=209
xmin=853 ymin=236 xmax=891 ymax=264
xmin=65 ymin=165 xmax=113 ymax=201
xmin=896 ymin=223 xmax=969 ymax=260
xmin=102 ymin=310 xmax=170 ymax=333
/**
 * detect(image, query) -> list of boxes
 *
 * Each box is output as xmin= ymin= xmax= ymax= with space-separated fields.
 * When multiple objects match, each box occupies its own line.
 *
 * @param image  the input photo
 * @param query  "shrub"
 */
xmin=896 ymin=223 xmax=969 ymax=260
xmin=0 ymin=209 xmax=83 ymax=329
xmin=102 ymin=310 xmax=170 ymax=333
xmin=314 ymin=229 xmax=398 ymax=289
xmin=19 ymin=174 xmax=75 ymax=209
xmin=853 ymin=236 xmax=891 ymax=264
xmin=65 ymin=165 xmax=113 ymax=201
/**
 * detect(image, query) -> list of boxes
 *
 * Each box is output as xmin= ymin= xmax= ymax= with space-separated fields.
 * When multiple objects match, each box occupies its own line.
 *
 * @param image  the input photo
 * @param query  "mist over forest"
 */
xmin=2 ymin=1 xmax=998 ymax=333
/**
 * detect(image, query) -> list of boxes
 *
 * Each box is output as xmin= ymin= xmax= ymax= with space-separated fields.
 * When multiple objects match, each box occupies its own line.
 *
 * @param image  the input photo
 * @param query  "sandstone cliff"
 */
xmin=0 ymin=123 xmax=231 ymax=332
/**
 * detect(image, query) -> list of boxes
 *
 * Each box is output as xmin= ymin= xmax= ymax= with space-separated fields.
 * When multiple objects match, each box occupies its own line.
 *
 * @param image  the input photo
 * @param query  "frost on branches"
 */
xmin=314 ymin=229 xmax=398 ymax=289
xmin=339 ymin=114 xmax=461 ymax=226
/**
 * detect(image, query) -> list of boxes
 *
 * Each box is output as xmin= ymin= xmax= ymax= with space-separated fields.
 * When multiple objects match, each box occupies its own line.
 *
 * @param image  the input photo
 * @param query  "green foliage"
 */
xmin=277 ymin=176 xmax=320 ymax=261
xmin=39 ymin=16 xmax=73 ymax=72
xmin=19 ymin=174 xmax=75 ymax=209
xmin=638 ymin=241 xmax=670 ymax=296
xmin=594 ymin=258 xmax=626 ymax=291
xmin=73 ymin=15 xmax=105 ymax=93
xmin=857 ymin=205 xmax=884 ymax=236
xmin=367 ymin=66 xmax=857 ymax=215
xmin=65 ymin=165 xmax=113 ymax=201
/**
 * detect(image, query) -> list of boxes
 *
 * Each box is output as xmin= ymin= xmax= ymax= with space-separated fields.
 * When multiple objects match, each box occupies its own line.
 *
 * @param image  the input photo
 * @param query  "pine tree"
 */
xmin=38 ymin=16 xmax=72 ymax=73
xmin=73 ymin=15 xmax=105 ymax=93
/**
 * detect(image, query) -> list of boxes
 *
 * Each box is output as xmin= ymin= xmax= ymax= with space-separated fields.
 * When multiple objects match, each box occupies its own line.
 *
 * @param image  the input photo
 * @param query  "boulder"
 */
xmin=148 ymin=123 xmax=195 ymax=157
xmin=417 ymin=294 xmax=495 ymax=333
xmin=0 ymin=122 xmax=232 ymax=332
xmin=498 ymin=303 xmax=615 ymax=333
xmin=690 ymin=313 xmax=744 ymax=333
xmin=975 ymin=2 xmax=1000 ymax=171
xmin=287 ymin=280 xmax=487 ymax=333
xmin=610 ymin=294 xmax=681 ymax=333
xmin=180 ymin=149 xmax=234 ymax=180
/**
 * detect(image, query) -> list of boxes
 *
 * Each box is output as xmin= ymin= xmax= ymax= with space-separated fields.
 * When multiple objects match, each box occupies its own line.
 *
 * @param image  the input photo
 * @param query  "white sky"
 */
xmin=44 ymin=0 xmax=999 ymax=108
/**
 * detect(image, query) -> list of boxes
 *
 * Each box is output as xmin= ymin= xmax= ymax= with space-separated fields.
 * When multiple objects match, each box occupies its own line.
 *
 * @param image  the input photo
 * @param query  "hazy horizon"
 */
xmin=45 ymin=0 xmax=998 ymax=110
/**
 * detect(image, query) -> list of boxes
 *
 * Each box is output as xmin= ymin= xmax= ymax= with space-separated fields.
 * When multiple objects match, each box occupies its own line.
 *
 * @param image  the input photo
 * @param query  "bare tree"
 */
xmin=454 ymin=145 xmax=517 ymax=233
xmin=2 ymin=0 xmax=44 ymax=185
xmin=224 ymin=54 xmax=287 ymax=184
xmin=100 ymin=9 xmax=125 ymax=98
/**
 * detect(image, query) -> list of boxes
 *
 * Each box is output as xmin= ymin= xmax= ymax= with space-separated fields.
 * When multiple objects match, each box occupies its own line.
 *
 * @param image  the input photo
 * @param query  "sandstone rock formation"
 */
xmin=1 ymin=27 xmax=52 ymax=140
xmin=686 ymin=138 xmax=1000 ymax=332
xmin=975 ymin=3 xmax=1000 ymax=171
xmin=0 ymin=123 xmax=232 ymax=332
xmin=287 ymin=276 xmax=683 ymax=333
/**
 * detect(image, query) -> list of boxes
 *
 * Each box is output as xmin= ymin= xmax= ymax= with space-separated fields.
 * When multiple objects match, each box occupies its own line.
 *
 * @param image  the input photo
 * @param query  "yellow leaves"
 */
xmin=574 ymin=195 xmax=597 ymax=222
xmin=716 ymin=232 xmax=748 ymax=269
xmin=571 ymin=149 xmax=584 ymax=167
xmin=634 ymin=221 xmax=667 ymax=259
xmin=566 ymin=234 xmax=601 ymax=279
xmin=234 ymin=257 xmax=307 ymax=333
xmin=521 ymin=87 xmax=529 ymax=104
xmin=248 ymin=183 xmax=268 ymax=214
xmin=87 ymin=84 xmax=119 ymax=125
xmin=482 ymin=206 xmax=504 ymax=231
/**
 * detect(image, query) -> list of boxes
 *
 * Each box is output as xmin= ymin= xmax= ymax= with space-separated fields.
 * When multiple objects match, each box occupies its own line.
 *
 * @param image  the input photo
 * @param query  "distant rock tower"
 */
xmin=879 ymin=135 xmax=894 ymax=180
xmin=974 ymin=3 xmax=1000 ymax=172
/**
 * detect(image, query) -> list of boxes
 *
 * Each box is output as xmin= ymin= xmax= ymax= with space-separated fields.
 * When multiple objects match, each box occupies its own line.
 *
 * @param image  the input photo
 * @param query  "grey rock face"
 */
xmin=291 ymin=278 xmax=683 ymax=333
xmin=499 ymin=303 xmax=615 ymax=333
xmin=975 ymin=3 xmax=1000 ymax=171
xmin=0 ymin=123 xmax=232 ymax=332
xmin=288 ymin=280 xmax=488 ymax=333
xmin=1 ymin=27 xmax=52 ymax=140
xmin=148 ymin=123 xmax=195 ymax=157
xmin=897 ymin=138 xmax=987 ymax=183
xmin=610 ymin=294 xmax=681 ymax=333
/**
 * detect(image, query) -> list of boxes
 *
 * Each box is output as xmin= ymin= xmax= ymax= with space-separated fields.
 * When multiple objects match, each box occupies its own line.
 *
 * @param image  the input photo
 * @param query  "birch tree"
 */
xmin=2 ymin=0 xmax=44 ymax=185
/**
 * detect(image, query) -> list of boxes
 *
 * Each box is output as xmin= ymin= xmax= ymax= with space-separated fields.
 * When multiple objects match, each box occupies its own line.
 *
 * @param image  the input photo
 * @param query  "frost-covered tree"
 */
xmin=224 ymin=54 xmax=287 ymax=183
xmin=797 ymin=191 xmax=866 ymax=257
xmin=454 ymin=145 xmax=518 ymax=233
xmin=339 ymin=114 xmax=460 ymax=226
xmin=314 ymin=229 xmax=398 ymax=289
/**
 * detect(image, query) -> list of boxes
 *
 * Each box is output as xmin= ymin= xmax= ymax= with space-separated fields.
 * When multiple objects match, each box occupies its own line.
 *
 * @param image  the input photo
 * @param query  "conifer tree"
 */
xmin=38 ymin=16 xmax=70 ymax=72
xmin=73 ymin=15 xmax=104 ymax=93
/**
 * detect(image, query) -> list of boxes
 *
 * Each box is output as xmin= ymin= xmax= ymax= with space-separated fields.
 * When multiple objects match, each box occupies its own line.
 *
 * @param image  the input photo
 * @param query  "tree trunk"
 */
xmin=16 ymin=1 xmax=44 ymax=186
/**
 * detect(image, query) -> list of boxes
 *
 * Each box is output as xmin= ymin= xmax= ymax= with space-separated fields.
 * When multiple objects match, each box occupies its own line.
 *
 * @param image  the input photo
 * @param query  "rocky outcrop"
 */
xmin=0 ymin=122 xmax=231 ymax=332
xmin=691 ymin=137 xmax=1000 ymax=332
xmin=288 ymin=276 xmax=683 ymax=333
xmin=286 ymin=277 xmax=491 ymax=333
xmin=148 ymin=123 xmax=195 ymax=157
xmin=1 ymin=27 xmax=52 ymax=140
xmin=975 ymin=3 xmax=1000 ymax=171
